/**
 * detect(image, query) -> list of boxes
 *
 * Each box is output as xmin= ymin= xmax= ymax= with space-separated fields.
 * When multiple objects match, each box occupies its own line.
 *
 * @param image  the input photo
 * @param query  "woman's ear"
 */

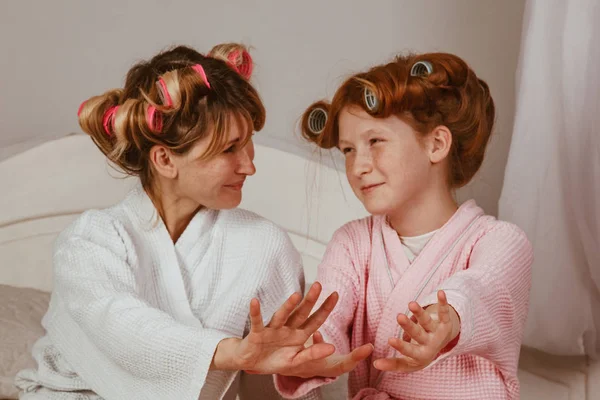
xmin=427 ymin=125 xmax=453 ymax=164
xmin=149 ymin=145 xmax=178 ymax=179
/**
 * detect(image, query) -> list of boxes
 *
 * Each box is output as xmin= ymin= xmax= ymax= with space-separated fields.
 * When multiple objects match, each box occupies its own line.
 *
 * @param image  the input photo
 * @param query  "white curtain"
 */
xmin=499 ymin=0 xmax=600 ymax=358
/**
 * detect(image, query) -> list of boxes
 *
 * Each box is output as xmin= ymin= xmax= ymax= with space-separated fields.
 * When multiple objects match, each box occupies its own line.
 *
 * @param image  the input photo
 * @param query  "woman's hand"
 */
xmin=273 ymin=331 xmax=374 ymax=378
xmin=229 ymin=282 xmax=340 ymax=374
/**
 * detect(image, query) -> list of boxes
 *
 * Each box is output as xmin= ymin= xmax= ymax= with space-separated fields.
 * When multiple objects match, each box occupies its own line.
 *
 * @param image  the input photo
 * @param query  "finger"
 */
xmin=313 ymin=331 xmax=325 ymax=345
xmin=437 ymin=290 xmax=448 ymax=304
xmin=249 ymin=298 xmax=264 ymax=332
xmin=432 ymin=322 xmax=453 ymax=348
xmin=402 ymin=315 xmax=418 ymax=342
xmin=437 ymin=291 xmax=452 ymax=324
xmin=286 ymin=282 xmax=323 ymax=328
xmin=408 ymin=301 xmax=436 ymax=333
xmin=300 ymin=291 xmax=339 ymax=334
xmin=333 ymin=344 xmax=374 ymax=375
xmin=293 ymin=343 xmax=336 ymax=365
xmin=373 ymin=356 xmax=419 ymax=372
xmin=397 ymin=313 xmax=428 ymax=345
xmin=388 ymin=337 xmax=423 ymax=360
xmin=268 ymin=292 xmax=302 ymax=328
xmin=349 ymin=343 xmax=374 ymax=363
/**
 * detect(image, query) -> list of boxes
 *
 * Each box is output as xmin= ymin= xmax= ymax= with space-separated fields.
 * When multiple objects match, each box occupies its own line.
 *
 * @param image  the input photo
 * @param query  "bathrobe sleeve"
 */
xmin=46 ymin=210 xmax=232 ymax=400
xmin=275 ymin=225 xmax=361 ymax=398
xmin=420 ymin=222 xmax=534 ymax=377
xmin=236 ymin=222 xmax=324 ymax=400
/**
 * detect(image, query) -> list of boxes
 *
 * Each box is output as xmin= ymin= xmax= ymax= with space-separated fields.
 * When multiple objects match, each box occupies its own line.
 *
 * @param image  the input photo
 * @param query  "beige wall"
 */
xmin=0 ymin=0 xmax=525 ymax=215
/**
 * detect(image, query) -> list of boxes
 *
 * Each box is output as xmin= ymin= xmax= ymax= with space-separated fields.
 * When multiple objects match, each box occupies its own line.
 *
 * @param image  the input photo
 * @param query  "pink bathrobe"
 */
xmin=276 ymin=200 xmax=533 ymax=400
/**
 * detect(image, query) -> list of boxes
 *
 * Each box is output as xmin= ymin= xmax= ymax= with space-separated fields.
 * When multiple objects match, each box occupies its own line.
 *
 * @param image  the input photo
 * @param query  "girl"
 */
xmin=15 ymin=43 xmax=338 ymax=400
xmin=275 ymin=53 xmax=534 ymax=399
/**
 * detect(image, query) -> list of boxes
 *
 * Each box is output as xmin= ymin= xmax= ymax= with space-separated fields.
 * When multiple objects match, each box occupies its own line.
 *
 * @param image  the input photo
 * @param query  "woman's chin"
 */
xmin=212 ymin=194 xmax=243 ymax=210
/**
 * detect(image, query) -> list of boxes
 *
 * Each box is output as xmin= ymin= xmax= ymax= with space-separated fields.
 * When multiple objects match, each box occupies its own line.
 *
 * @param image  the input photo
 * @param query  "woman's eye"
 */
xmin=224 ymin=145 xmax=235 ymax=153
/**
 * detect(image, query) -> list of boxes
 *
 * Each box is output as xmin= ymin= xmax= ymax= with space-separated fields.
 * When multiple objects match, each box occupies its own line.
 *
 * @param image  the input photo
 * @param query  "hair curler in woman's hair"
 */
xmin=77 ymin=101 xmax=87 ymax=117
xmin=191 ymin=64 xmax=211 ymax=89
xmin=102 ymin=106 xmax=119 ymax=136
xmin=156 ymin=78 xmax=173 ymax=107
xmin=209 ymin=43 xmax=254 ymax=81
xmin=146 ymin=105 xmax=163 ymax=132
xmin=155 ymin=63 xmax=212 ymax=111
xmin=227 ymin=50 xmax=253 ymax=80
xmin=77 ymin=44 xmax=265 ymax=199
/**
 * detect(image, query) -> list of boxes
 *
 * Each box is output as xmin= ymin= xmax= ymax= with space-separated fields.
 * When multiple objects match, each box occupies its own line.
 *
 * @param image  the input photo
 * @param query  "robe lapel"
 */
xmin=369 ymin=200 xmax=484 ymax=386
xmin=175 ymin=207 xmax=218 ymax=273
xmin=127 ymin=185 xmax=203 ymax=329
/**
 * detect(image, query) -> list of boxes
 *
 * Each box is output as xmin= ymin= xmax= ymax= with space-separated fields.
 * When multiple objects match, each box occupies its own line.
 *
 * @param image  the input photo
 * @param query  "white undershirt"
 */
xmin=400 ymin=229 xmax=438 ymax=262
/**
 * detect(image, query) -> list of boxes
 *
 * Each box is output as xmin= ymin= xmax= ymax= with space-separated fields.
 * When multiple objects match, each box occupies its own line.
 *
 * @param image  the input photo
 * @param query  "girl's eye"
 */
xmin=341 ymin=147 xmax=353 ymax=155
xmin=370 ymin=138 xmax=382 ymax=145
xmin=224 ymin=145 xmax=235 ymax=153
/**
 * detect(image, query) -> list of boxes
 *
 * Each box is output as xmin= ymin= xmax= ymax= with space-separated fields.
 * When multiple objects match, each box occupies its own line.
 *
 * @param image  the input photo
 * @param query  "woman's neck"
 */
xmin=151 ymin=186 xmax=201 ymax=243
xmin=387 ymin=186 xmax=458 ymax=237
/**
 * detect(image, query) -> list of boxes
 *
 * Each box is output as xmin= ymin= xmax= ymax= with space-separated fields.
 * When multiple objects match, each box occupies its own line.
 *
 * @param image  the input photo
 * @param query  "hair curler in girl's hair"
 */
xmin=363 ymin=87 xmax=379 ymax=112
xmin=410 ymin=60 xmax=433 ymax=77
xmin=300 ymin=52 xmax=496 ymax=187
xmin=300 ymin=101 xmax=333 ymax=148
xmin=307 ymin=107 xmax=328 ymax=135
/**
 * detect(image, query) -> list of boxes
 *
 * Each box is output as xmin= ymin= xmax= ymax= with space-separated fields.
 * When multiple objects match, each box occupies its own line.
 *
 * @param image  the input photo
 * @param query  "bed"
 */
xmin=0 ymin=134 xmax=596 ymax=399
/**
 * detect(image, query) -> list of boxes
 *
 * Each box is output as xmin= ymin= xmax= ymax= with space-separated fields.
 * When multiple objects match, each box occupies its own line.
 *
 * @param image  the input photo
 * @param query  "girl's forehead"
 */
xmin=339 ymin=109 xmax=402 ymax=136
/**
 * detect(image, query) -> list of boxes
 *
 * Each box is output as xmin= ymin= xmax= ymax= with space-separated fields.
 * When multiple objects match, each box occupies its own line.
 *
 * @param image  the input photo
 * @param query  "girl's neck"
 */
xmin=387 ymin=187 xmax=457 ymax=237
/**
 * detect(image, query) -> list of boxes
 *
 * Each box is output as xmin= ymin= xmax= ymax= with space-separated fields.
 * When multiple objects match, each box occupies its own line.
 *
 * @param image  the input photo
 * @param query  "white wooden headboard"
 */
xmin=0 ymin=133 xmax=367 ymax=292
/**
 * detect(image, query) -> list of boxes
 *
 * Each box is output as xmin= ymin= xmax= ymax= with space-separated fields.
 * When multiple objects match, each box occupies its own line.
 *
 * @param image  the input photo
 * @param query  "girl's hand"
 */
xmin=373 ymin=290 xmax=460 ymax=373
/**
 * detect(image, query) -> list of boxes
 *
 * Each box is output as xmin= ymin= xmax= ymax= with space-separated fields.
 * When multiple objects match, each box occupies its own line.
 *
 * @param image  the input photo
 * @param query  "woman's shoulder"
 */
xmin=219 ymin=208 xmax=297 ymax=251
xmin=55 ymin=206 xmax=132 ymax=257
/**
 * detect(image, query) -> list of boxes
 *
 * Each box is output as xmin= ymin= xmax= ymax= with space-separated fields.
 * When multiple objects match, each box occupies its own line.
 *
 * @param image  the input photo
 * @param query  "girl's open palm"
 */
xmin=374 ymin=290 xmax=459 ymax=373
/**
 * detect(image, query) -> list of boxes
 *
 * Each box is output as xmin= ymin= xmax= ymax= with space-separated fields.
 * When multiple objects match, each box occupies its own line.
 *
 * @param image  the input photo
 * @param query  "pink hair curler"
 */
xmin=102 ymin=106 xmax=119 ymax=136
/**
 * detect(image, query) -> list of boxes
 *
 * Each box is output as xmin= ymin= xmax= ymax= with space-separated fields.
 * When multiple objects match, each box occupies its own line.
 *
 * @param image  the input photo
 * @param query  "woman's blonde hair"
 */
xmin=78 ymin=43 xmax=265 ymax=196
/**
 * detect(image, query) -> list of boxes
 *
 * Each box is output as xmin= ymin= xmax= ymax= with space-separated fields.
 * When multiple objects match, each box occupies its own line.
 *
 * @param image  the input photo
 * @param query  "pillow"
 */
xmin=0 ymin=285 xmax=50 ymax=399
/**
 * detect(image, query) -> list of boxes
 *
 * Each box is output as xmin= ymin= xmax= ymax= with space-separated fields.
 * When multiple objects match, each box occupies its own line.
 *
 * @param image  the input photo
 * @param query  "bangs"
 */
xmin=200 ymin=109 xmax=255 ymax=160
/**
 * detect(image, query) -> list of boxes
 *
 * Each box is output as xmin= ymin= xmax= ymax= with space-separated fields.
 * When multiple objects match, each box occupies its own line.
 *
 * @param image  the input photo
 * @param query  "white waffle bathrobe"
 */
xmin=16 ymin=185 xmax=320 ymax=400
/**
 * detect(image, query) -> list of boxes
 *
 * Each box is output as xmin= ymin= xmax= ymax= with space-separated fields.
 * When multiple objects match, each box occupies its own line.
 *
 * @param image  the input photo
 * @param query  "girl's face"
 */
xmin=338 ymin=106 xmax=435 ymax=216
